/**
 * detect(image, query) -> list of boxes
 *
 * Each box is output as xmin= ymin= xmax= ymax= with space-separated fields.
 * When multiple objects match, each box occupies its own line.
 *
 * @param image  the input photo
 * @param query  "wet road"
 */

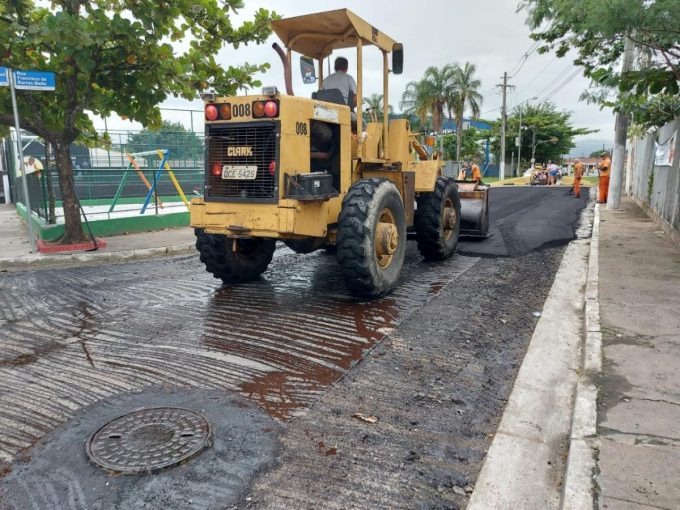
xmin=0 ymin=186 xmax=591 ymax=509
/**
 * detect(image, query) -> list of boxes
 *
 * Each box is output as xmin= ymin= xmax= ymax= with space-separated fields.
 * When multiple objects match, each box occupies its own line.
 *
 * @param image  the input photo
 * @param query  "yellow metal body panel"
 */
xmin=271 ymin=9 xmax=398 ymax=59
xmin=408 ymin=159 xmax=442 ymax=192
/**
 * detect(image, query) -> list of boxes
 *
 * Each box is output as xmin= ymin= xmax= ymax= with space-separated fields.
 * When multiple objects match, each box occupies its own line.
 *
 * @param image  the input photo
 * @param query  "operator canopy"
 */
xmin=271 ymin=8 xmax=399 ymax=59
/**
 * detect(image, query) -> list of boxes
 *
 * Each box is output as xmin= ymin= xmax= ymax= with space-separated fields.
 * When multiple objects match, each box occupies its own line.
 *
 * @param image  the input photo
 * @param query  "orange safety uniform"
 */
xmin=573 ymin=162 xmax=584 ymax=198
xmin=471 ymin=164 xmax=482 ymax=182
xmin=598 ymin=157 xmax=611 ymax=203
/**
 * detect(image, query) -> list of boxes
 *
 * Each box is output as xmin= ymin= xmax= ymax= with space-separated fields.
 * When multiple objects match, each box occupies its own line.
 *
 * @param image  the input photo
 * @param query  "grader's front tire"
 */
xmin=415 ymin=176 xmax=461 ymax=260
xmin=195 ymin=229 xmax=275 ymax=283
xmin=336 ymin=178 xmax=406 ymax=299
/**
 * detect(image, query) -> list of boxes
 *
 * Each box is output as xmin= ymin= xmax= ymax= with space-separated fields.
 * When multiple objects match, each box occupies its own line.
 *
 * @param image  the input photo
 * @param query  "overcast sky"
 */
xmin=91 ymin=0 xmax=615 ymax=142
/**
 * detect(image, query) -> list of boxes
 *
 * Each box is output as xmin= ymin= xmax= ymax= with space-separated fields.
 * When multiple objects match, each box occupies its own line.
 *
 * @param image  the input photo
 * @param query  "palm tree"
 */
xmin=400 ymin=65 xmax=456 ymax=134
xmin=449 ymin=62 xmax=483 ymax=161
xmin=363 ymin=93 xmax=393 ymax=122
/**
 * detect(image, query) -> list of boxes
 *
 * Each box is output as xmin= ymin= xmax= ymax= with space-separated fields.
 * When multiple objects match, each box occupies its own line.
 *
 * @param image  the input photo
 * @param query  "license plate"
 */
xmin=222 ymin=165 xmax=257 ymax=180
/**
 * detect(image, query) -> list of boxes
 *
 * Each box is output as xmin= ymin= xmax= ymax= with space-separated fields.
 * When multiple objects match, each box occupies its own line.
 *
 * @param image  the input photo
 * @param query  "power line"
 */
xmin=536 ymin=68 xmax=582 ymax=102
xmin=508 ymin=41 xmax=540 ymax=78
xmin=516 ymin=62 xmax=573 ymax=105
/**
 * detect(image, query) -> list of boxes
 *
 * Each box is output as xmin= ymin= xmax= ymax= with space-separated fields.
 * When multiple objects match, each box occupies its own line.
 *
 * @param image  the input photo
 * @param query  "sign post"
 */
xmin=0 ymin=67 xmax=56 ymax=253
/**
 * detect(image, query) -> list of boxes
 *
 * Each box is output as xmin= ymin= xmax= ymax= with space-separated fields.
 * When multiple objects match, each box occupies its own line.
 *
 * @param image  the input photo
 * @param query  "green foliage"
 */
xmin=126 ymin=120 xmax=204 ymax=161
xmin=0 ymin=0 xmax=275 ymax=141
xmin=400 ymin=65 xmax=457 ymax=133
xmin=362 ymin=93 xmax=392 ymax=122
xmin=519 ymin=0 xmax=680 ymax=128
xmin=490 ymin=101 xmax=595 ymax=165
xmin=0 ymin=0 xmax=275 ymax=240
xmin=443 ymin=128 xmax=484 ymax=161
xmin=399 ymin=62 xmax=483 ymax=160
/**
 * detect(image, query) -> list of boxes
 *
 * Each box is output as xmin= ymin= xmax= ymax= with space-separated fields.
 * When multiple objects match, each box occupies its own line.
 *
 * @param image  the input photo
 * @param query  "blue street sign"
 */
xmin=12 ymin=69 xmax=56 ymax=91
xmin=0 ymin=67 xmax=8 ymax=87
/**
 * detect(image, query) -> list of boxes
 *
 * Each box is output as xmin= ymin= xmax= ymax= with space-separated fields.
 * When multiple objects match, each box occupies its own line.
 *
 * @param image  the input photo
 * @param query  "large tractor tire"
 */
xmin=195 ymin=229 xmax=275 ymax=283
xmin=336 ymin=178 xmax=407 ymax=299
xmin=415 ymin=176 xmax=461 ymax=260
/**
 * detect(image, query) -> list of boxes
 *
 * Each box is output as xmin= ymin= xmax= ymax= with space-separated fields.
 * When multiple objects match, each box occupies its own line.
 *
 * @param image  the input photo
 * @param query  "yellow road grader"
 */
xmin=191 ymin=9 xmax=489 ymax=298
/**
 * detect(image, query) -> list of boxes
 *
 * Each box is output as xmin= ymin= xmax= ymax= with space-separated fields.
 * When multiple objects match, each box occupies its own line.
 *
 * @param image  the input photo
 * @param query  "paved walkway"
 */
xmin=0 ymin=204 xmax=195 ymax=267
xmin=597 ymin=198 xmax=680 ymax=509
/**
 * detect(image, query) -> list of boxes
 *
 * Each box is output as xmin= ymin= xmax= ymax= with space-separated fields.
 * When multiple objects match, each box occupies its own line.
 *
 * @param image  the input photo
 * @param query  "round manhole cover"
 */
xmin=86 ymin=407 xmax=211 ymax=474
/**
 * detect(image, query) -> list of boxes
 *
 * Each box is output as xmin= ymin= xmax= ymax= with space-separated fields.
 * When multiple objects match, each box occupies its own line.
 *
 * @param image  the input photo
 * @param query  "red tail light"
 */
xmin=264 ymin=100 xmax=278 ymax=118
xmin=205 ymin=104 xmax=218 ymax=121
xmin=211 ymin=163 xmax=222 ymax=177
xmin=268 ymin=161 xmax=276 ymax=176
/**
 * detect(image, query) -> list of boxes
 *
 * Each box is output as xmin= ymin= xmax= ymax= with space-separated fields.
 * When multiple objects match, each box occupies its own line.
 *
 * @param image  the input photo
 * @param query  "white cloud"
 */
xmin=92 ymin=0 xmax=613 ymax=141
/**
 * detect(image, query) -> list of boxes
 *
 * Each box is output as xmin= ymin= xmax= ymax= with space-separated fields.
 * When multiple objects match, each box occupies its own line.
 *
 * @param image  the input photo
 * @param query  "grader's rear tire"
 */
xmin=415 ymin=176 xmax=461 ymax=260
xmin=195 ymin=229 xmax=275 ymax=283
xmin=336 ymin=178 xmax=406 ymax=299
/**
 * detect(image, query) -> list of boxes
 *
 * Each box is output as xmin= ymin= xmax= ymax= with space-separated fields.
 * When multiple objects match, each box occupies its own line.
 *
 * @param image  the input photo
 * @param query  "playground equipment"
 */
xmin=109 ymin=150 xmax=190 ymax=214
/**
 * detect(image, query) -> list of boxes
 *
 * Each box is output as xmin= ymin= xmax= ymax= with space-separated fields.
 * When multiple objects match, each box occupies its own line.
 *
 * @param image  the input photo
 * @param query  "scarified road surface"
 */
xmin=0 ymin=187 xmax=591 ymax=509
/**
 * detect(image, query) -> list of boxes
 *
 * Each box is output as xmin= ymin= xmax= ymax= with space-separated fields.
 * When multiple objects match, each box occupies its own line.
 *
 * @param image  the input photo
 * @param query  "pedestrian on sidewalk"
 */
xmin=597 ymin=152 xmax=611 ymax=203
xmin=547 ymin=161 xmax=559 ymax=185
xmin=573 ymin=159 xmax=584 ymax=198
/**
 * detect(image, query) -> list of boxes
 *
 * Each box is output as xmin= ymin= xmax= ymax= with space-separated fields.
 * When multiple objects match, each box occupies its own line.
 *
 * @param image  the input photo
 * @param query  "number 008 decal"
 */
xmin=232 ymin=103 xmax=251 ymax=117
xmin=295 ymin=122 xmax=308 ymax=135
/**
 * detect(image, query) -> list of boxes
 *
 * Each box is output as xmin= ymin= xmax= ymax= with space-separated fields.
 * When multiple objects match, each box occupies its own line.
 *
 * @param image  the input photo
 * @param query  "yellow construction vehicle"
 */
xmin=191 ymin=9 xmax=488 ymax=298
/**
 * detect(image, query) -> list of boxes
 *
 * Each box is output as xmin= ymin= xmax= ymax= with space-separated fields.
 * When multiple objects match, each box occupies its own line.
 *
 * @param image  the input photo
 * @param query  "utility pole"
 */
xmin=608 ymin=37 xmax=635 ymax=209
xmin=498 ymin=72 xmax=509 ymax=181
xmin=517 ymin=105 xmax=523 ymax=176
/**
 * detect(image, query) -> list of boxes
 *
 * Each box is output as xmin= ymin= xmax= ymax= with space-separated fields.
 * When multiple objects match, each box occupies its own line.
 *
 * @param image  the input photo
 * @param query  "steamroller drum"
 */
xmin=336 ymin=178 xmax=406 ymax=299
xmin=460 ymin=190 xmax=490 ymax=237
xmin=195 ymin=229 xmax=275 ymax=283
xmin=415 ymin=177 xmax=462 ymax=260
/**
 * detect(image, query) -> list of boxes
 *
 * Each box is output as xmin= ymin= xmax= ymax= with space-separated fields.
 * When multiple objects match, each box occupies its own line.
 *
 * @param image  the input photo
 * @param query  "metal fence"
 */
xmin=9 ymin=130 xmax=206 ymax=223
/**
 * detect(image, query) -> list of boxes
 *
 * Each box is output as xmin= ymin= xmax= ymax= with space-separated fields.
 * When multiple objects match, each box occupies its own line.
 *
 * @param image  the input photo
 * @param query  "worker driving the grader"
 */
xmin=190 ymin=9 xmax=489 ymax=299
xmin=322 ymin=56 xmax=357 ymax=107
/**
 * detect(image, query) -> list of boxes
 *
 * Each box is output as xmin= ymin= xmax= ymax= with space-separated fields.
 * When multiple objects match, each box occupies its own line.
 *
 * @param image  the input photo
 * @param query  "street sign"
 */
xmin=12 ymin=69 xmax=56 ymax=91
xmin=0 ymin=67 xmax=8 ymax=87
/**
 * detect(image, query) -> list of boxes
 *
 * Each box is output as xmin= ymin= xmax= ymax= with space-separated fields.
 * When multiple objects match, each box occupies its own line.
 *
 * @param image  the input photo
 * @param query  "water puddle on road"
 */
xmin=200 ymin=251 xmax=478 ymax=420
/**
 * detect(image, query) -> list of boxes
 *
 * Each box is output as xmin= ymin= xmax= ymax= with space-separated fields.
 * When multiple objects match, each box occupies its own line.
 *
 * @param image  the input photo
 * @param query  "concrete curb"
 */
xmin=0 ymin=243 xmax=196 ymax=270
xmin=467 ymin=202 xmax=594 ymax=509
xmin=561 ymin=203 xmax=601 ymax=509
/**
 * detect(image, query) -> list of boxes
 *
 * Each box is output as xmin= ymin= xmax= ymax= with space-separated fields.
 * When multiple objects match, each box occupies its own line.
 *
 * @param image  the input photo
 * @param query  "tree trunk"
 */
xmin=456 ymin=114 xmax=463 ymax=162
xmin=44 ymin=141 xmax=56 ymax=224
xmin=53 ymin=141 xmax=87 ymax=244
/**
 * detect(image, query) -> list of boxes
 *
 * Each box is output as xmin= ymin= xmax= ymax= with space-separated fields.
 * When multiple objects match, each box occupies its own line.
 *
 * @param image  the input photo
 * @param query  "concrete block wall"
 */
xmin=627 ymin=119 xmax=680 ymax=235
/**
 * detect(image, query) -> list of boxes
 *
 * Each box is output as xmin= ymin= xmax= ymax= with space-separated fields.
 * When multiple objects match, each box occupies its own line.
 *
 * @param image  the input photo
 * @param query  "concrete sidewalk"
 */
xmin=0 ymin=204 xmax=196 ymax=269
xmin=596 ymin=198 xmax=680 ymax=509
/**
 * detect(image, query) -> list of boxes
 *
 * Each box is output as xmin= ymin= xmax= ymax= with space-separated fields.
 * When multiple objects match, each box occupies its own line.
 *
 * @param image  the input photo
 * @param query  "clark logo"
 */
xmin=227 ymin=146 xmax=254 ymax=157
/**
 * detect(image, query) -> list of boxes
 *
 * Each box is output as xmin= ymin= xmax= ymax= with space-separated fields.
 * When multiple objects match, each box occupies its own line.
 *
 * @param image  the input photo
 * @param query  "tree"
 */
xmin=127 ymin=120 xmax=204 ymax=162
xmin=449 ymin=62 xmax=483 ymax=162
xmin=0 ymin=1 xmax=275 ymax=243
xmin=490 ymin=101 xmax=595 ymax=166
xmin=362 ymin=93 xmax=392 ymax=122
xmin=443 ymin=128 xmax=485 ymax=161
xmin=400 ymin=65 xmax=456 ymax=133
xmin=519 ymin=0 xmax=680 ymax=129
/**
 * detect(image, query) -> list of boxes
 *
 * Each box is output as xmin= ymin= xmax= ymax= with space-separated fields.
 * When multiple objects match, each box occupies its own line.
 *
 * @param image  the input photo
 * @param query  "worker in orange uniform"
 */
xmin=597 ymin=152 xmax=611 ymax=203
xmin=573 ymin=159 xmax=584 ymax=198
xmin=471 ymin=159 xmax=482 ymax=184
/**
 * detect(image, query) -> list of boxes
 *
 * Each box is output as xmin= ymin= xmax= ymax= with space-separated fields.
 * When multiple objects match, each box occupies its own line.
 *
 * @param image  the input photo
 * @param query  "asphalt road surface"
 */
xmin=0 ymin=186 xmax=591 ymax=510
